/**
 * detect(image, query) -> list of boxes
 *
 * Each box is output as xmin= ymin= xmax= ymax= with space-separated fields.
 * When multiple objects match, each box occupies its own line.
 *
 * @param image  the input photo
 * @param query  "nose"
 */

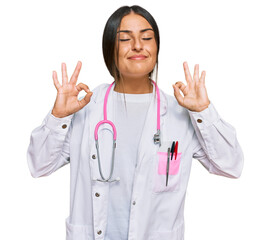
xmin=132 ymin=37 xmax=143 ymax=51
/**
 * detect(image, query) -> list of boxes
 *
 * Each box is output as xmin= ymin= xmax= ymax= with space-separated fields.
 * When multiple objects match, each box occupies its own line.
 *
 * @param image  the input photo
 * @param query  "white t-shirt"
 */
xmin=104 ymin=87 xmax=154 ymax=240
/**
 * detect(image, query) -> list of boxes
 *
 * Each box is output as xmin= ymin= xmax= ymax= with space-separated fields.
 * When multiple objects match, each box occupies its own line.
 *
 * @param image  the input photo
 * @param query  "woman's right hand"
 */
xmin=51 ymin=61 xmax=93 ymax=118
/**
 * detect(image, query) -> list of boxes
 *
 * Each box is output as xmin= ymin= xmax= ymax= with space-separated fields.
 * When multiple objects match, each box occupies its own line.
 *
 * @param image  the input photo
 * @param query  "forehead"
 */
xmin=119 ymin=13 xmax=152 ymax=32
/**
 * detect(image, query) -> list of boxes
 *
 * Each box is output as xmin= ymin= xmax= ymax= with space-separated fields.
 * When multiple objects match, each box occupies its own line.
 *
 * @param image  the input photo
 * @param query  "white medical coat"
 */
xmin=27 ymin=82 xmax=244 ymax=240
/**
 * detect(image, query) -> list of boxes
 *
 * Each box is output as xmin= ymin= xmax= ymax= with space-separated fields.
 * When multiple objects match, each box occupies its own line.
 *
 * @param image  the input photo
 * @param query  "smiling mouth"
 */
xmin=128 ymin=55 xmax=147 ymax=60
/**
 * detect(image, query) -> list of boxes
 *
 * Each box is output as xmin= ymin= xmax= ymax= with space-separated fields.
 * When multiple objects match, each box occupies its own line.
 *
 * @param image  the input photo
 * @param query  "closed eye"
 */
xmin=119 ymin=37 xmax=153 ymax=42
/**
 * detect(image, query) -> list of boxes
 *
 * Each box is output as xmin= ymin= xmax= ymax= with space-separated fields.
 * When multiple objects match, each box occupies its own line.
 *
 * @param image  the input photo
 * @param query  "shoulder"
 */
xmin=80 ymin=82 xmax=112 ymax=108
xmin=74 ymin=82 xmax=110 ymax=118
xmin=90 ymin=83 xmax=111 ymax=104
xmin=159 ymin=88 xmax=194 ymax=139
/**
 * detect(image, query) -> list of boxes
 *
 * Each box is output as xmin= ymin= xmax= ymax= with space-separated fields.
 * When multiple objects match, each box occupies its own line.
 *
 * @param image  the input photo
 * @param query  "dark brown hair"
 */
xmin=102 ymin=5 xmax=160 ymax=94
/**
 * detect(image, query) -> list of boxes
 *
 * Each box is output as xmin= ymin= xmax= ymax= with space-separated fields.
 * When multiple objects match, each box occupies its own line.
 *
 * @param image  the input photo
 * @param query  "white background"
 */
xmin=0 ymin=0 xmax=270 ymax=239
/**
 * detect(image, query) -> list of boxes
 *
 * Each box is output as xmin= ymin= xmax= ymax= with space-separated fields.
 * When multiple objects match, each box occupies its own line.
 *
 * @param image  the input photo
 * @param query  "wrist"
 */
xmin=189 ymin=101 xmax=210 ymax=112
xmin=51 ymin=109 xmax=68 ymax=118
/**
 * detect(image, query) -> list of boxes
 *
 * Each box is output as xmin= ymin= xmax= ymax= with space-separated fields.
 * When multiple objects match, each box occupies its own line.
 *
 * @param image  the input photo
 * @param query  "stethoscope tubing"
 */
xmin=94 ymin=80 xmax=161 ymax=183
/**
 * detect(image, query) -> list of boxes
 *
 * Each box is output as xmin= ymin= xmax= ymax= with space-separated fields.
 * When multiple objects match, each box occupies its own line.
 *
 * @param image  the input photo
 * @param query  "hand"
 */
xmin=173 ymin=62 xmax=210 ymax=112
xmin=51 ymin=61 xmax=93 ymax=118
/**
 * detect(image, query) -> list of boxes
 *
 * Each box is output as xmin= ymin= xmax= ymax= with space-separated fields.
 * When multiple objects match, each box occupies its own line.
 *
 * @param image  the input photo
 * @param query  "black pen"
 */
xmin=170 ymin=141 xmax=175 ymax=161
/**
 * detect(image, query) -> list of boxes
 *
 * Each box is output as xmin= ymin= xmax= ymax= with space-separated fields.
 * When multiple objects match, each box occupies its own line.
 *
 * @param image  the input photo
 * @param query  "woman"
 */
xmin=27 ymin=5 xmax=244 ymax=240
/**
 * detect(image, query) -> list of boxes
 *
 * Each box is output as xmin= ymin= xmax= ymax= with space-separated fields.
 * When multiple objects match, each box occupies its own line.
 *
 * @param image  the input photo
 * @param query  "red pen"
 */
xmin=174 ymin=141 xmax=178 ymax=160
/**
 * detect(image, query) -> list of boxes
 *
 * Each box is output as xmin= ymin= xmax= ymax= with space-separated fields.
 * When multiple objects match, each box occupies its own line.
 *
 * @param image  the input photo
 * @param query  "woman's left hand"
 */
xmin=173 ymin=62 xmax=210 ymax=112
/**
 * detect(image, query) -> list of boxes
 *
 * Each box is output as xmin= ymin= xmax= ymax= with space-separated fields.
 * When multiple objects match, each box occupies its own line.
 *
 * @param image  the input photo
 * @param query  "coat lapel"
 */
xmin=135 ymin=82 xmax=168 ymax=169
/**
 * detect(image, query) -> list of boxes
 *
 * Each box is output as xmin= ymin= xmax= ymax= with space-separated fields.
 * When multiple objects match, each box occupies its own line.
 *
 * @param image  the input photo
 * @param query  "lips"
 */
xmin=128 ymin=55 xmax=147 ymax=60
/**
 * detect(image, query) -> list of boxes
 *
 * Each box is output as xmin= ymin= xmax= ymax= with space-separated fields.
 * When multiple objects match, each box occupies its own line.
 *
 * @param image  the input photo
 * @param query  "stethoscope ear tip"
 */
xmin=116 ymin=177 xmax=121 ymax=181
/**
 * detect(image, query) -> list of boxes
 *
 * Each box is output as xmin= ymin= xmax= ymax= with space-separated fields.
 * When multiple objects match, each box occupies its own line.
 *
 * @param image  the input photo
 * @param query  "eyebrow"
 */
xmin=117 ymin=28 xmax=154 ymax=33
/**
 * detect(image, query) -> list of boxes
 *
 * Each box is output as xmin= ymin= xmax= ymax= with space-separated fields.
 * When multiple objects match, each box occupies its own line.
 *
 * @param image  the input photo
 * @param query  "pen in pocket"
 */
xmin=170 ymin=141 xmax=175 ymax=161
xmin=166 ymin=147 xmax=170 ymax=186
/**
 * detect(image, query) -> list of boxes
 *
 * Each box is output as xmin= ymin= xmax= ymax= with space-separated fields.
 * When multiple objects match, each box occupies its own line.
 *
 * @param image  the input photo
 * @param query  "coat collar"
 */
xmin=93 ymin=81 xmax=168 ymax=116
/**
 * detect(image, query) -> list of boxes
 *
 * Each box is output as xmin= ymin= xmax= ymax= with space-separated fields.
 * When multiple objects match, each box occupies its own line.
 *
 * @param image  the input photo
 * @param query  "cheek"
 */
xmin=146 ymin=43 xmax=157 ymax=60
xmin=118 ymin=45 xmax=130 ymax=57
xmin=114 ymin=42 xmax=129 ymax=62
xmin=149 ymin=49 xmax=157 ymax=65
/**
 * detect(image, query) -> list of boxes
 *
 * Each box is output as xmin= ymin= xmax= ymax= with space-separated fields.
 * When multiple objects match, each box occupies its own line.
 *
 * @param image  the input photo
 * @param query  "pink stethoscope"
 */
xmin=94 ymin=80 xmax=161 ymax=182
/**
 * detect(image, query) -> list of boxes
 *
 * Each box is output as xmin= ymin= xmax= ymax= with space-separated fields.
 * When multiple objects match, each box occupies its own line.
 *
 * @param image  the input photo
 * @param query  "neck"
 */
xmin=114 ymin=75 xmax=153 ymax=94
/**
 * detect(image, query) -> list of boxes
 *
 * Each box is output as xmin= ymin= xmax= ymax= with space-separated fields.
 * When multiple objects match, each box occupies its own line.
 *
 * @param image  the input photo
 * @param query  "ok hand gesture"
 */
xmin=52 ymin=61 xmax=93 ymax=118
xmin=173 ymin=62 xmax=210 ymax=112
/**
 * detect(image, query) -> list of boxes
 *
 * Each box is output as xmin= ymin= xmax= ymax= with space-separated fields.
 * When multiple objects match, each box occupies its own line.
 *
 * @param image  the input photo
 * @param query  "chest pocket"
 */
xmin=152 ymin=140 xmax=182 ymax=193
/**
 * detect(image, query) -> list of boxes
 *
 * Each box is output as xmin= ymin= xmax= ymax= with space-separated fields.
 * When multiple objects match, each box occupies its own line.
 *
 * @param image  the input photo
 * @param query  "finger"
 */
xmin=199 ymin=70 xmax=206 ymax=84
xmin=172 ymin=84 xmax=185 ymax=107
xmin=52 ymin=71 xmax=61 ymax=90
xmin=61 ymin=62 xmax=68 ymax=85
xmin=183 ymin=61 xmax=192 ymax=84
xmin=75 ymin=82 xmax=90 ymax=93
xmin=193 ymin=64 xmax=199 ymax=81
xmin=78 ymin=92 xmax=93 ymax=109
xmin=70 ymin=61 xmax=82 ymax=85
xmin=174 ymin=81 xmax=188 ymax=96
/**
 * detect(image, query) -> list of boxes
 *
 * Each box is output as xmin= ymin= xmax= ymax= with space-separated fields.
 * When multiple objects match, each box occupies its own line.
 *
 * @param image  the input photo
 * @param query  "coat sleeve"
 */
xmin=27 ymin=110 xmax=74 ymax=178
xmin=188 ymin=102 xmax=244 ymax=178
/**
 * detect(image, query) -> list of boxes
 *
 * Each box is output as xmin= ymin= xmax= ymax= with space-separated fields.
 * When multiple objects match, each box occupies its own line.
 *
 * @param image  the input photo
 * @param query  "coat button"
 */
xmin=95 ymin=193 xmax=100 ymax=197
xmin=62 ymin=124 xmax=67 ymax=129
xmin=132 ymin=201 xmax=136 ymax=205
xmin=197 ymin=119 xmax=202 ymax=123
xmin=92 ymin=154 xmax=96 ymax=159
xmin=97 ymin=230 xmax=102 ymax=235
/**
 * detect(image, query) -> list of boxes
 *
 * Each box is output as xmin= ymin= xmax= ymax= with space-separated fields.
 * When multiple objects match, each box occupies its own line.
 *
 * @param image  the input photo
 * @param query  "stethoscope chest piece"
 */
xmin=153 ymin=129 xmax=161 ymax=147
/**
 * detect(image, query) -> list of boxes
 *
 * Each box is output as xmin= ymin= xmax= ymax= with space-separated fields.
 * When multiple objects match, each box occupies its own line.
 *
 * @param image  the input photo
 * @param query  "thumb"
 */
xmin=79 ymin=91 xmax=93 ymax=109
xmin=172 ymin=84 xmax=184 ymax=107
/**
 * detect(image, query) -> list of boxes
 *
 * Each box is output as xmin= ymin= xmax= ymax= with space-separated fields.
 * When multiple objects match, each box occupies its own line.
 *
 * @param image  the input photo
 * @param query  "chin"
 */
xmin=125 ymin=67 xmax=155 ymax=76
